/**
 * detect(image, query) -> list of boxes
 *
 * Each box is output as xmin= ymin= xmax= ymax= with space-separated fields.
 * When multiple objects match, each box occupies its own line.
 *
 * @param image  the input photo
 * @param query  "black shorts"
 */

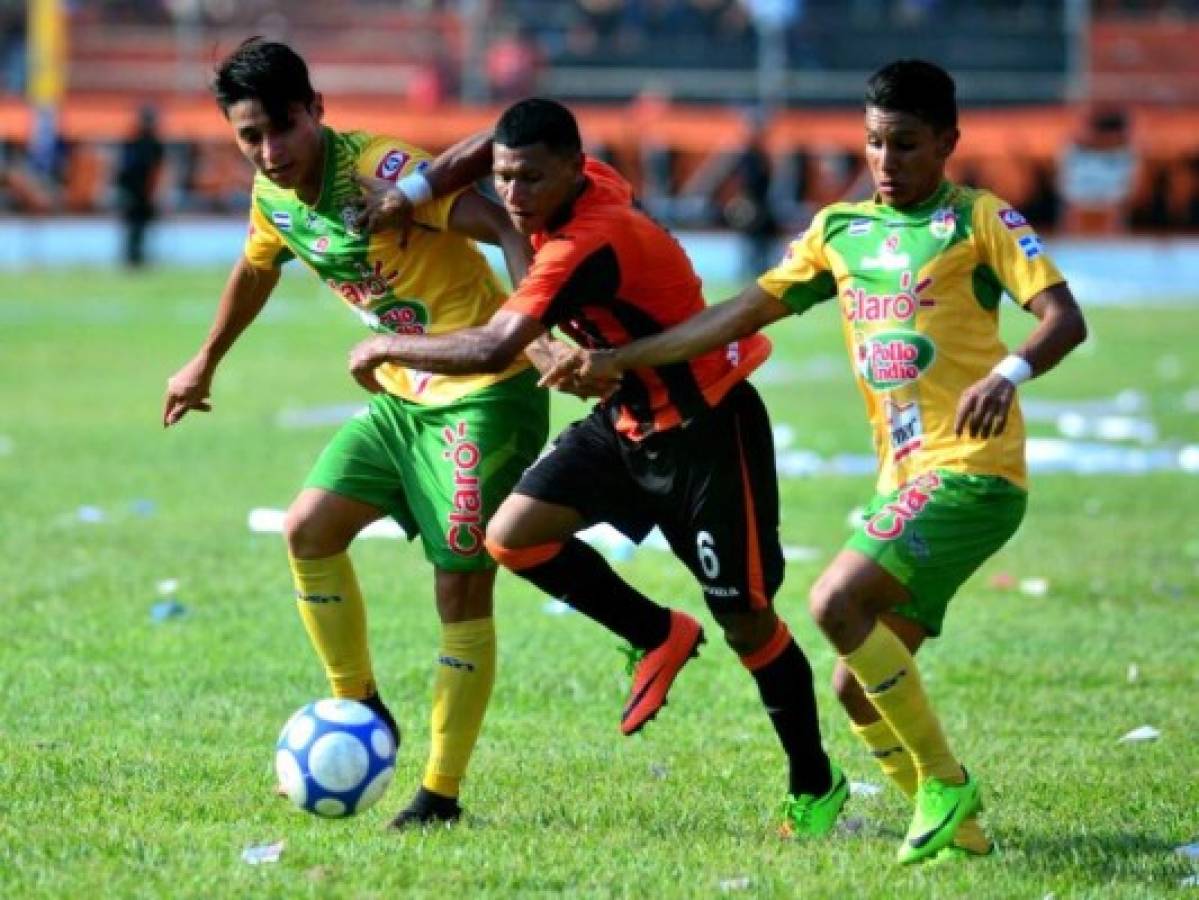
xmin=514 ymin=380 xmax=784 ymax=614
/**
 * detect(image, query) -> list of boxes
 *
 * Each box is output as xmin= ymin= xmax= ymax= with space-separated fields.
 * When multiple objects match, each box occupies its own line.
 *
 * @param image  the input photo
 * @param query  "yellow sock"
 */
xmin=842 ymin=622 xmax=963 ymax=784
xmin=289 ymin=552 xmax=375 ymax=699
xmin=851 ymin=717 xmax=991 ymax=853
xmin=423 ymin=618 xmax=496 ymax=799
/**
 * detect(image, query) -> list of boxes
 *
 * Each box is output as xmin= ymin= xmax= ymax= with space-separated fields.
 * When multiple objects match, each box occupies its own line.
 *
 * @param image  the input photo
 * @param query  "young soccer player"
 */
xmin=542 ymin=60 xmax=1088 ymax=863
xmin=162 ymin=39 xmax=551 ymax=828
xmin=347 ymin=98 xmax=847 ymax=836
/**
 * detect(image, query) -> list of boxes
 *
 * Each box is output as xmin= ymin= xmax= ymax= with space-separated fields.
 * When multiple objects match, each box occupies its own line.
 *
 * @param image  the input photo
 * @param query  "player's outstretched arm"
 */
xmin=954 ymin=282 xmax=1088 ymax=438
xmin=163 ymin=257 xmax=280 ymax=427
xmin=347 ymin=309 xmax=545 ymax=391
xmin=541 ymin=284 xmax=790 ymax=387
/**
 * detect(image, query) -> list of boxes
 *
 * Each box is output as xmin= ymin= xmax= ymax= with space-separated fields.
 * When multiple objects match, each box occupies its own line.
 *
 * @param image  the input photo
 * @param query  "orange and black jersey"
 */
xmin=503 ymin=157 xmax=771 ymax=441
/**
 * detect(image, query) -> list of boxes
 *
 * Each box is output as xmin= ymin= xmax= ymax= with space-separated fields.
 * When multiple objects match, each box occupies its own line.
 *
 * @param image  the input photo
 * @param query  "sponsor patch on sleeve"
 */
xmin=376 ymin=149 xmax=410 ymax=182
xmin=999 ymin=208 xmax=1029 ymax=230
xmin=1017 ymin=233 xmax=1043 ymax=260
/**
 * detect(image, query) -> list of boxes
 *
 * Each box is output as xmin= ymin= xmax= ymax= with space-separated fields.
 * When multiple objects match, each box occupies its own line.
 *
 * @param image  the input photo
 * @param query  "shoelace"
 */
xmin=619 ymin=642 xmax=645 ymax=677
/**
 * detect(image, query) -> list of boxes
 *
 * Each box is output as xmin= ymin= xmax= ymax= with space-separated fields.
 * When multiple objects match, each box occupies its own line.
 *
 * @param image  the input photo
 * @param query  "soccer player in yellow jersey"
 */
xmin=162 ymin=39 xmax=552 ymax=828
xmin=544 ymin=60 xmax=1088 ymax=863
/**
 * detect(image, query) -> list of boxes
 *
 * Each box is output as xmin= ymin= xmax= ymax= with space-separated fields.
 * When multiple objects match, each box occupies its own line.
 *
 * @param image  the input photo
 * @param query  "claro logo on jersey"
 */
xmin=327 ymin=260 xmax=399 ymax=308
xmin=843 ymin=271 xmax=935 ymax=323
xmin=442 ymin=420 xmax=484 ymax=557
xmin=855 ymin=329 xmax=936 ymax=391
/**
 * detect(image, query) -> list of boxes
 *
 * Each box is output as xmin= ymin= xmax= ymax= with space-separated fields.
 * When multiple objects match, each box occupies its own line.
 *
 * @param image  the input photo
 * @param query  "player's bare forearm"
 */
xmin=1013 ymin=282 xmax=1088 ymax=376
xmin=426 ymin=131 xmax=494 ymax=197
xmin=198 ymin=256 xmax=281 ymax=368
xmin=163 ymin=257 xmax=279 ymax=426
xmin=347 ymin=311 xmax=544 ymax=392
xmin=610 ymin=284 xmax=790 ymax=372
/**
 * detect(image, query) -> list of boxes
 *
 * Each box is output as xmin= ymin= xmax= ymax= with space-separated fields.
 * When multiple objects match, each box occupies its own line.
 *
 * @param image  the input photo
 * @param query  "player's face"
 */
xmin=864 ymin=106 xmax=958 ymax=209
xmin=492 ymin=142 xmax=584 ymax=235
xmin=227 ymin=97 xmax=325 ymax=194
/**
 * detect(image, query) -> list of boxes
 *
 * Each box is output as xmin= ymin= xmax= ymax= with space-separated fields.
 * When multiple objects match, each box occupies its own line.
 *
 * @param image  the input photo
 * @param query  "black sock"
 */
xmin=518 ymin=538 xmax=671 ymax=650
xmin=750 ymin=639 xmax=832 ymax=797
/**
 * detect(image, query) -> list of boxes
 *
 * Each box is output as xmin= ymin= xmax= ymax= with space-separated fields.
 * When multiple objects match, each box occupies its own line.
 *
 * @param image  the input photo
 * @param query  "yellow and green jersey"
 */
xmin=244 ymin=126 xmax=528 ymax=405
xmin=760 ymin=181 xmax=1064 ymax=493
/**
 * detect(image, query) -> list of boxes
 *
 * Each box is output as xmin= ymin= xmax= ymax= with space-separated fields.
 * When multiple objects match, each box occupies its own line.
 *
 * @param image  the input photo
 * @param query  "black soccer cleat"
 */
xmin=387 ymin=786 xmax=463 ymax=830
xmin=361 ymin=692 xmax=401 ymax=747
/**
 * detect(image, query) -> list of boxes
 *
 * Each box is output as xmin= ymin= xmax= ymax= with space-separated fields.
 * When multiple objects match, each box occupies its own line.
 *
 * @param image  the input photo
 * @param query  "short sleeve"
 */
xmin=358 ymin=137 xmax=460 ymax=232
xmin=244 ymin=198 xmax=293 ymax=270
xmin=502 ymin=234 xmax=615 ymax=327
xmin=757 ymin=210 xmax=837 ymax=315
xmin=972 ymin=193 xmax=1065 ymax=307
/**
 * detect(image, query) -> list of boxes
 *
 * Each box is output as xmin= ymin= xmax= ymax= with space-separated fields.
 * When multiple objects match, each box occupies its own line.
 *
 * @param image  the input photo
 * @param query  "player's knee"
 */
xmin=284 ymin=505 xmax=343 ymax=558
xmin=715 ymin=607 xmax=778 ymax=658
xmin=808 ymin=573 xmax=856 ymax=634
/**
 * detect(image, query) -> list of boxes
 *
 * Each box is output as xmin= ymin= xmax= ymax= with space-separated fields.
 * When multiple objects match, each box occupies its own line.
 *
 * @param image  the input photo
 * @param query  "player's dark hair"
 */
xmin=212 ymin=37 xmax=316 ymax=126
xmin=865 ymin=59 xmax=958 ymax=131
xmin=494 ymin=98 xmax=582 ymax=158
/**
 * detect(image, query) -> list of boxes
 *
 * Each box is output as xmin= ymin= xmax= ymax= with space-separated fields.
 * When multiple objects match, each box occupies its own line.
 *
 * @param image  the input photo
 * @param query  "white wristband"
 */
xmin=991 ymin=354 xmax=1032 ymax=385
xmin=395 ymin=172 xmax=433 ymax=205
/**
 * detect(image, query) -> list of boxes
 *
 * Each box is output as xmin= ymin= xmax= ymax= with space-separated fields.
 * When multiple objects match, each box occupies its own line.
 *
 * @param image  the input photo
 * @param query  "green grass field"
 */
xmin=1 ymin=267 xmax=1197 ymax=898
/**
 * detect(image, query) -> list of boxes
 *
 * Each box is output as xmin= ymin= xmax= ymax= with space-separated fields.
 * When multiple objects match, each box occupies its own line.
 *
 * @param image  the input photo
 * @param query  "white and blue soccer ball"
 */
xmin=275 ymin=698 xmax=397 ymax=818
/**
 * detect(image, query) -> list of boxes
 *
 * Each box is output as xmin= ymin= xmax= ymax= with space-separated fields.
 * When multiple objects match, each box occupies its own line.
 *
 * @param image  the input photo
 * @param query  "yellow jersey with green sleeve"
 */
xmin=243 ymin=126 xmax=529 ymax=405
xmin=758 ymin=181 xmax=1065 ymax=493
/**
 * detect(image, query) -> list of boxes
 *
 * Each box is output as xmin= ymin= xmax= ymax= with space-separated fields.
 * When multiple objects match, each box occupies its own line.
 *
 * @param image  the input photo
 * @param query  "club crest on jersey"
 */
xmin=848 ymin=218 xmax=872 ymax=237
xmin=311 ymin=236 xmax=330 ymax=256
xmin=271 ymin=211 xmax=292 ymax=231
xmin=862 ymin=231 xmax=910 ymax=271
xmin=1018 ymin=233 xmax=1043 ymax=260
xmin=376 ymin=149 xmax=410 ymax=182
xmin=929 ymin=207 xmax=956 ymax=239
xmin=999 ymin=208 xmax=1029 ymax=230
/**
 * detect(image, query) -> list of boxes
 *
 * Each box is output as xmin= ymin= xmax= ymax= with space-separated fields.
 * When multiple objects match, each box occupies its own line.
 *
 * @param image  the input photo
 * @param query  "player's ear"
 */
xmin=937 ymin=126 xmax=960 ymax=160
xmin=310 ymin=92 xmax=325 ymax=124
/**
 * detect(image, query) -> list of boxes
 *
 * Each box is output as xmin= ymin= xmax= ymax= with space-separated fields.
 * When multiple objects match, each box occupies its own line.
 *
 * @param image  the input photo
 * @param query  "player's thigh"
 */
xmin=400 ymin=373 xmax=549 ymax=573
xmin=503 ymin=405 xmax=654 ymax=545
xmin=659 ymin=381 xmax=784 ymax=616
xmin=845 ymin=470 xmax=1027 ymax=637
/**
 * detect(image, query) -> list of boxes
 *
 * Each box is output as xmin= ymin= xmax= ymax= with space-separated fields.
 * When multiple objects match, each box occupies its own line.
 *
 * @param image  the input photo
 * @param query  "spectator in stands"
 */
xmin=1 ymin=3 xmax=25 ymax=95
xmin=724 ymin=112 xmax=778 ymax=277
xmin=114 ymin=104 xmax=165 ymax=268
xmin=485 ymin=20 xmax=544 ymax=101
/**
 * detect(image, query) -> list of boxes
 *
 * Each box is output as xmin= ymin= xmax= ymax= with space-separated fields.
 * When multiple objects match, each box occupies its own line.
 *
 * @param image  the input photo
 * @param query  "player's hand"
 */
xmin=954 ymin=372 xmax=1017 ymax=439
xmin=347 ymin=335 xmax=391 ymax=394
xmin=163 ymin=356 xmax=214 ymax=427
xmin=354 ymin=175 xmax=415 ymax=246
xmin=536 ymin=346 xmax=620 ymax=399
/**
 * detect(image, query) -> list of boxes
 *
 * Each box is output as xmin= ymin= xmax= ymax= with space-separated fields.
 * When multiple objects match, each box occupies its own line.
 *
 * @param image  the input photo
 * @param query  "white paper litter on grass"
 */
xmin=782 ymin=545 xmax=821 ymax=562
xmin=718 ymin=876 xmax=751 ymax=892
xmin=241 ymin=840 xmax=284 ymax=865
xmin=850 ymin=781 xmax=883 ymax=797
xmin=248 ymin=508 xmax=406 ymax=540
xmin=1181 ymin=875 xmax=1199 ymax=888
xmin=1018 ymin=577 xmax=1050 ymax=597
xmin=75 ymin=505 xmax=106 ymax=523
xmin=1118 ymin=725 xmax=1160 ymax=743
xmin=1127 ymin=663 xmax=1140 ymax=684
xmin=542 ymin=599 xmax=573 ymax=616
xmin=1175 ymin=842 xmax=1199 ymax=860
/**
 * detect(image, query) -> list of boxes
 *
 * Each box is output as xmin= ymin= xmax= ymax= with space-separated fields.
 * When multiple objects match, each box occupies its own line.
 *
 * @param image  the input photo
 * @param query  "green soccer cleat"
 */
xmin=897 ymin=770 xmax=982 ymax=865
xmin=778 ymin=763 xmax=849 ymax=838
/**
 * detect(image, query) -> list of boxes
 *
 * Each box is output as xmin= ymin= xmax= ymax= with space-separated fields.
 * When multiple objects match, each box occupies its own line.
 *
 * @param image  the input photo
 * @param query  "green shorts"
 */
xmin=304 ymin=369 xmax=549 ymax=572
xmin=845 ymin=470 xmax=1027 ymax=637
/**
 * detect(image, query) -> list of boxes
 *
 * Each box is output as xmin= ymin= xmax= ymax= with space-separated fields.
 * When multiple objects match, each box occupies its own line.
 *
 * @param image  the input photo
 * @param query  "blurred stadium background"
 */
xmin=1 ymin=0 xmax=1198 ymax=287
